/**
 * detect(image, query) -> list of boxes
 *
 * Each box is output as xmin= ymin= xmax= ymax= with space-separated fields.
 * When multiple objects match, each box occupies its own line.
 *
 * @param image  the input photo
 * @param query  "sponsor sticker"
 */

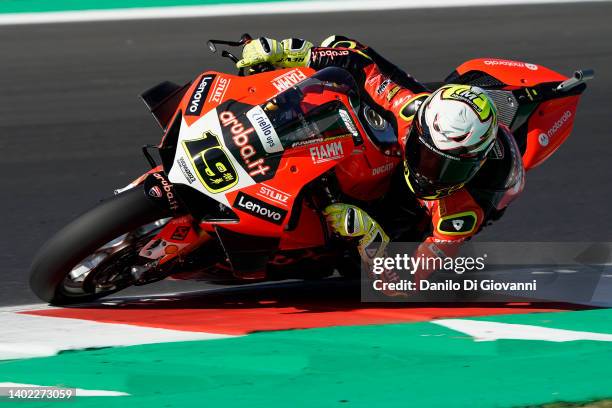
xmin=338 ymin=110 xmax=359 ymax=138
xmin=310 ymin=141 xmax=344 ymax=164
xmin=185 ymin=74 xmax=215 ymax=116
xmin=483 ymin=60 xmax=538 ymax=71
xmin=536 ymin=110 xmax=572 ymax=147
xmin=257 ymin=184 xmax=291 ymax=207
xmin=209 ymin=77 xmax=231 ymax=104
xmin=246 ymin=105 xmax=283 ymax=154
xmin=311 ymin=49 xmax=350 ymax=61
xmin=440 ymin=85 xmax=493 ymax=122
xmin=392 ymin=94 xmax=411 ymax=109
xmin=151 ymin=172 xmax=180 ymax=211
xmin=386 ymin=85 xmax=401 ymax=102
xmin=291 ymin=137 xmax=323 ymax=148
xmin=148 ymin=186 xmax=162 ymax=198
xmin=271 ymin=69 xmax=307 ymax=92
xmin=376 ymin=78 xmax=391 ymax=95
xmin=437 ymin=211 xmax=477 ymax=236
xmin=234 ymin=192 xmax=288 ymax=225
xmin=219 ymin=110 xmax=271 ymax=179
xmin=488 ymin=139 xmax=505 ymax=159
xmin=170 ymin=226 xmax=190 ymax=241
xmin=399 ymin=94 xmax=428 ymax=122
xmin=176 ymin=156 xmax=196 ymax=184
xmin=546 ymin=110 xmax=572 ymax=138
xmin=371 ymin=162 xmax=395 ymax=176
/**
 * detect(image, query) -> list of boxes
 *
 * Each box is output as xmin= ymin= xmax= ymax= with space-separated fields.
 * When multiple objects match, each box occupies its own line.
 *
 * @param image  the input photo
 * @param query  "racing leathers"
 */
xmin=243 ymin=35 xmax=526 ymax=294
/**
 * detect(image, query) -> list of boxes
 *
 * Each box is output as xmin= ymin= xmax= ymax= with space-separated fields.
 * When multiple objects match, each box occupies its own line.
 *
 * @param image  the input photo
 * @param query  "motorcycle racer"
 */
xmin=237 ymin=36 xmax=525 ymax=294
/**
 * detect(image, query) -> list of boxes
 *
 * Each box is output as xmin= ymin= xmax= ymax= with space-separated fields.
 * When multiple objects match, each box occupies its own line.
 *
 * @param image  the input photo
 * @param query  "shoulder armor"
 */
xmin=399 ymin=93 xmax=429 ymax=122
xmin=436 ymin=211 xmax=478 ymax=235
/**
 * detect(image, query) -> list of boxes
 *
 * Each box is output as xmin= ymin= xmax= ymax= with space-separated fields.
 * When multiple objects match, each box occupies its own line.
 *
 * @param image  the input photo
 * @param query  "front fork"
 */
xmin=117 ymin=169 xmax=214 ymax=281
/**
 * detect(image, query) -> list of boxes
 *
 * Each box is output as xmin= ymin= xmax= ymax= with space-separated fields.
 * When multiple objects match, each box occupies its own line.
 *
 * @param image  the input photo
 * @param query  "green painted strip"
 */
xmin=1 ymin=309 xmax=611 ymax=408
xmin=0 ymin=0 xmax=296 ymax=14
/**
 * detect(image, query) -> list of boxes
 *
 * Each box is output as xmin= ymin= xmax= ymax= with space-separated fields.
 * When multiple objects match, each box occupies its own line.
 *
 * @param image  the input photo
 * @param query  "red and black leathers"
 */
xmin=307 ymin=35 xmax=525 ymax=283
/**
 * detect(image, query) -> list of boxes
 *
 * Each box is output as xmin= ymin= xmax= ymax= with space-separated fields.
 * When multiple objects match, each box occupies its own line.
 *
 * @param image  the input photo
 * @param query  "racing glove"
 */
xmin=279 ymin=38 xmax=313 ymax=67
xmin=323 ymin=203 xmax=389 ymax=264
xmin=324 ymin=203 xmax=407 ymax=297
xmin=236 ymin=37 xmax=284 ymax=69
xmin=236 ymin=37 xmax=312 ymax=69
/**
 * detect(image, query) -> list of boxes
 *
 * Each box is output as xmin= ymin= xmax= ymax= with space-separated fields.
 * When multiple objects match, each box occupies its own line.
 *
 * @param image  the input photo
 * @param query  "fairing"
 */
xmin=167 ymin=67 xmax=363 ymax=240
xmin=448 ymin=58 xmax=586 ymax=171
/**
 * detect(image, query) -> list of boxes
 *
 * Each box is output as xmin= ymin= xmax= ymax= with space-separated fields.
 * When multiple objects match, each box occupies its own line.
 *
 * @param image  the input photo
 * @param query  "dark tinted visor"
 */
xmin=405 ymin=124 xmax=485 ymax=186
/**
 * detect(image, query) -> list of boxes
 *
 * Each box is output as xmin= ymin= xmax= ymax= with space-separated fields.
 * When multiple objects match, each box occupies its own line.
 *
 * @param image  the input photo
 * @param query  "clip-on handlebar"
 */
xmin=207 ymin=33 xmax=275 ymax=76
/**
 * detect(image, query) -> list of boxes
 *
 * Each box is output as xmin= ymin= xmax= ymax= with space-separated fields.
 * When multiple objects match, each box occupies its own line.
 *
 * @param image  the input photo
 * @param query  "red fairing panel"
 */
xmin=455 ymin=58 xmax=567 ymax=87
xmin=454 ymin=58 xmax=582 ymax=170
xmin=523 ymin=95 xmax=580 ymax=169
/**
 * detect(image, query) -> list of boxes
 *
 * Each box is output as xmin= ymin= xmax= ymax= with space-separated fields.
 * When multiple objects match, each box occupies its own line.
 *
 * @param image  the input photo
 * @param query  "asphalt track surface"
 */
xmin=1 ymin=2 xmax=611 ymax=305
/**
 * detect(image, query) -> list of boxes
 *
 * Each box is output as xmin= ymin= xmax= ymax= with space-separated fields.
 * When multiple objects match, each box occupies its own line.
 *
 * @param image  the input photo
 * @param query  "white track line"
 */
xmin=0 ymin=303 xmax=55 ymax=313
xmin=0 ymin=311 xmax=235 ymax=360
xmin=434 ymin=319 xmax=612 ymax=342
xmin=0 ymin=0 xmax=609 ymax=26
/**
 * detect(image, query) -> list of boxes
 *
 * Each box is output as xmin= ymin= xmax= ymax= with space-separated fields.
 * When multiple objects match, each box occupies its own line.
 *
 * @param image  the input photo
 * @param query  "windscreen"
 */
xmin=258 ymin=67 xmax=362 ymax=150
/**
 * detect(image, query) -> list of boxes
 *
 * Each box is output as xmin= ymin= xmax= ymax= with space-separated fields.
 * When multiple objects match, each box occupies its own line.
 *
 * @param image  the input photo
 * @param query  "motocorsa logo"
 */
xmin=186 ymin=74 xmax=215 ymax=116
xmin=233 ymin=192 xmax=287 ymax=225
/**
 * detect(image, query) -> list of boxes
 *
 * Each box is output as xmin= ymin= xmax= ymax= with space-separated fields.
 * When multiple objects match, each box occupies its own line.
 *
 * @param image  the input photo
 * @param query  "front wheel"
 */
xmin=29 ymin=188 xmax=170 ymax=305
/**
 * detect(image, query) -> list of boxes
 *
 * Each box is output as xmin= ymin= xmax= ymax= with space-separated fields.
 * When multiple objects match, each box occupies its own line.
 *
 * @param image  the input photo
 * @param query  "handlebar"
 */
xmin=207 ymin=33 xmax=271 ymax=77
xmin=207 ymin=33 xmax=252 ymax=53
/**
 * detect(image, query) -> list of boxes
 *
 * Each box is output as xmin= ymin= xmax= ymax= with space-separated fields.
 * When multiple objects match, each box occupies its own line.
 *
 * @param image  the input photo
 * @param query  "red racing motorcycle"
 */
xmin=29 ymin=34 xmax=593 ymax=304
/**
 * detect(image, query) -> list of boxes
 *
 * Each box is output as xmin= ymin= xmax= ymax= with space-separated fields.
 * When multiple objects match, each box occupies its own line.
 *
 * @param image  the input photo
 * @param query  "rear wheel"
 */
xmin=29 ymin=188 xmax=170 ymax=305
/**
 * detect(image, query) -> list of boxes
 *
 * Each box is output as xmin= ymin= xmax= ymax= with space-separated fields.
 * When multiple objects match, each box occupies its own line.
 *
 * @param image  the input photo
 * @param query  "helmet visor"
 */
xmin=404 ymin=123 xmax=486 ymax=198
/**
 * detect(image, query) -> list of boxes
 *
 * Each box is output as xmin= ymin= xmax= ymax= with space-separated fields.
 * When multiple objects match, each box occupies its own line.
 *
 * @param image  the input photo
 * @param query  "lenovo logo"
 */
xmin=234 ymin=192 xmax=287 ymax=225
xmin=186 ymin=74 xmax=215 ymax=116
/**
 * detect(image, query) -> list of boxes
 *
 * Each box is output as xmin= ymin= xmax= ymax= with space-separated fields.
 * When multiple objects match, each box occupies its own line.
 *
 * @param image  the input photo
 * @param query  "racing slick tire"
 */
xmin=29 ymin=188 xmax=169 ymax=305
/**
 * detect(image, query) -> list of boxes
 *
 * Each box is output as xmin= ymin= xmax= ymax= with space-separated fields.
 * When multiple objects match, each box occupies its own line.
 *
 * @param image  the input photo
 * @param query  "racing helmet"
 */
xmin=404 ymin=84 xmax=498 ymax=200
